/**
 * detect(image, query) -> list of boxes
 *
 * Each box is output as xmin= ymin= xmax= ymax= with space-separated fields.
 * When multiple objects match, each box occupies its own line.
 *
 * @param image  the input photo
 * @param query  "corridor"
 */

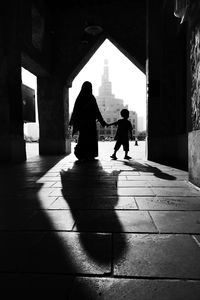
xmin=1 ymin=141 xmax=200 ymax=299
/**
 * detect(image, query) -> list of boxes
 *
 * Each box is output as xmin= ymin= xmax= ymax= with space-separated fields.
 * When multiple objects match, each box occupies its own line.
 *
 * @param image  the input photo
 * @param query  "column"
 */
xmin=147 ymin=0 xmax=188 ymax=169
xmin=37 ymin=76 xmax=71 ymax=155
xmin=0 ymin=2 xmax=26 ymax=162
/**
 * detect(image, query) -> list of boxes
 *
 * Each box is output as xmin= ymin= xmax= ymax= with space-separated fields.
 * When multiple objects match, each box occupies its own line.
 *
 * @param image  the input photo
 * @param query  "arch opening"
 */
xmin=68 ymin=38 xmax=147 ymax=159
xmin=21 ymin=67 xmax=39 ymax=158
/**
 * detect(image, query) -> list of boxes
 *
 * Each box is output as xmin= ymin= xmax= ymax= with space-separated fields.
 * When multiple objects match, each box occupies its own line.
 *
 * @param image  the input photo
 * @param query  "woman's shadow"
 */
xmin=60 ymin=159 xmax=127 ymax=265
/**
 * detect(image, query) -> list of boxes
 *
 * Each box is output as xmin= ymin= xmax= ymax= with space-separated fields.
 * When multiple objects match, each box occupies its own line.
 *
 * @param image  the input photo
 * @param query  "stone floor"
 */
xmin=1 ymin=141 xmax=200 ymax=299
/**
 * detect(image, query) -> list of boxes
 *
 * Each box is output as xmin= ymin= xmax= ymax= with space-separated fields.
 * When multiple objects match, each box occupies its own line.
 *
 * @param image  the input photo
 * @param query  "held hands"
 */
xmin=101 ymin=120 xmax=113 ymax=127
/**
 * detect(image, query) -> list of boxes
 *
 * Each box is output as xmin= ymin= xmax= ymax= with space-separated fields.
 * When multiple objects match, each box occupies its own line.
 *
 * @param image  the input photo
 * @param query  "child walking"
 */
xmin=107 ymin=109 xmax=133 ymax=160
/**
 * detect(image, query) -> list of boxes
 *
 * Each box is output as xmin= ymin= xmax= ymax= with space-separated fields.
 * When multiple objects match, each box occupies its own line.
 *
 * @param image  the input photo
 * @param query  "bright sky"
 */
xmin=69 ymin=39 xmax=146 ymax=129
xmin=21 ymin=68 xmax=37 ymax=89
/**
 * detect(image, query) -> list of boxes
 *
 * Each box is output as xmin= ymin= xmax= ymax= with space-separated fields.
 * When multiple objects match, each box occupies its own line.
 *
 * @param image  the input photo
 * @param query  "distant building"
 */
xmin=137 ymin=116 xmax=146 ymax=132
xmin=96 ymin=59 xmax=137 ymax=140
xmin=22 ymin=84 xmax=39 ymax=141
xmin=22 ymin=84 xmax=36 ymax=123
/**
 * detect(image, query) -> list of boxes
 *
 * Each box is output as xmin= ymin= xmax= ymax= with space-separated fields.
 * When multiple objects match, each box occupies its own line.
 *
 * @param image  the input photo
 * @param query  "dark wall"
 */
xmin=147 ymin=0 xmax=188 ymax=170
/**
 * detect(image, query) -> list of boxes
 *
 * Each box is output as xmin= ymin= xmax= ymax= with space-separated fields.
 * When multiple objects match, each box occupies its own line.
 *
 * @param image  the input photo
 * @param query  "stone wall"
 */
xmin=190 ymin=26 xmax=200 ymax=130
xmin=188 ymin=1 xmax=200 ymax=187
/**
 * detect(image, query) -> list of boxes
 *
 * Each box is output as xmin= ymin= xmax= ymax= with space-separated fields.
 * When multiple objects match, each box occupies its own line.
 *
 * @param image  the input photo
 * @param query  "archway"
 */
xmin=21 ymin=67 xmax=39 ymax=159
xmin=68 ymin=37 xmax=147 ymax=160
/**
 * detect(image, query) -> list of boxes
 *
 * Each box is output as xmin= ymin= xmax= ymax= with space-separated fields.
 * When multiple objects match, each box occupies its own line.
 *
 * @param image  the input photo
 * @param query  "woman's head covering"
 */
xmin=73 ymin=81 xmax=93 ymax=108
xmin=69 ymin=80 xmax=105 ymax=136
xmin=79 ymin=81 xmax=92 ymax=96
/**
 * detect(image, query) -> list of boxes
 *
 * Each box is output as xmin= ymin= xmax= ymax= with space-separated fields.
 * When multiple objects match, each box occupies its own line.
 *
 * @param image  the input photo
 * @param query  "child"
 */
xmin=107 ymin=109 xmax=133 ymax=160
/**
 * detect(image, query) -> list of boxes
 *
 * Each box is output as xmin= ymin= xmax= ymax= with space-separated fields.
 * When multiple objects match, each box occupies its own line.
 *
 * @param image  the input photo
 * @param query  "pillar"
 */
xmin=0 ymin=1 xmax=26 ymax=162
xmin=37 ymin=77 xmax=71 ymax=155
xmin=188 ymin=0 xmax=200 ymax=187
xmin=146 ymin=0 xmax=188 ymax=169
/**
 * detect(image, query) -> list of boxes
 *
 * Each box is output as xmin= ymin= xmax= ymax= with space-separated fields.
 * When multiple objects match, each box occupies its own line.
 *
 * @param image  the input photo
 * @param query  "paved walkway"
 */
xmin=1 ymin=141 xmax=200 ymax=299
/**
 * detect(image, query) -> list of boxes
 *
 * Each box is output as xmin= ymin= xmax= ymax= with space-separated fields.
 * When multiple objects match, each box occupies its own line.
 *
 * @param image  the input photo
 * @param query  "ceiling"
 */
xmin=32 ymin=0 xmax=146 ymax=80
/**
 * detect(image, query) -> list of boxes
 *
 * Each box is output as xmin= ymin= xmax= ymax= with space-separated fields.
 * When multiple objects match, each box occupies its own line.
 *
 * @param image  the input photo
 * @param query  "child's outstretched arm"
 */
xmin=107 ymin=121 xmax=118 ymax=127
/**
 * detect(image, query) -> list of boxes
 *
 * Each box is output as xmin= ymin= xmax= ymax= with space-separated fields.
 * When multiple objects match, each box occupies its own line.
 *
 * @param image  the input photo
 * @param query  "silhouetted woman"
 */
xmin=69 ymin=81 xmax=106 ymax=160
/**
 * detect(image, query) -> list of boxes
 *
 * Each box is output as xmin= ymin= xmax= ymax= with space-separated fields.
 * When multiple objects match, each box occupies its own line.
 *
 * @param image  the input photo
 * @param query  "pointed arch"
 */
xmin=67 ymin=34 xmax=145 ymax=87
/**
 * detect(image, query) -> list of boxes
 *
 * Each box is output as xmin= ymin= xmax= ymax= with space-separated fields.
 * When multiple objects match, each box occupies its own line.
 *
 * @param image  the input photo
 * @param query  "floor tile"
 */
xmin=135 ymin=196 xmax=200 ymax=210
xmin=50 ymin=188 xmax=118 ymax=197
xmin=117 ymin=187 xmax=155 ymax=196
xmin=90 ymin=196 xmax=138 ymax=210
xmin=25 ymin=210 xmax=75 ymax=230
xmin=113 ymin=234 xmax=200 ymax=278
xmin=0 ymin=233 xmax=20 ymax=272
xmin=73 ymin=211 xmax=157 ymax=233
xmin=70 ymin=277 xmax=200 ymax=300
xmin=151 ymin=187 xmax=200 ymax=197
xmin=0 ymin=209 xmax=35 ymax=230
xmin=193 ymin=235 xmax=200 ymax=247
xmin=117 ymin=180 xmax=150 ymax=187
xmin=49 ymin=196 xmax=92 ymax=209
xmin=20 ymin=232 xmax=112 ymax=275
xmin=150 ymin=211 xmax=200 ymax=233
xmin=149 ymin=181 xmax=189 ymax=187
xmin=0 ymin=232 xmax=45 ymax=272
xmin=2 ymin=141 xmax=200 ymax=298
xmin=116 ymin=171 xmax=140 ymax=176
xmin=37 ymin=176 xmax=60 ymax=182
xmin=0 ymin=274 xmax=74 ymax=298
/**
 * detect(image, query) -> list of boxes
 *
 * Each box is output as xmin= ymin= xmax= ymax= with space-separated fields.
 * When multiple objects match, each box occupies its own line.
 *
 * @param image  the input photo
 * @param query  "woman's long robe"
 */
xmin=69 ymin=94 xmax=105 ymax=159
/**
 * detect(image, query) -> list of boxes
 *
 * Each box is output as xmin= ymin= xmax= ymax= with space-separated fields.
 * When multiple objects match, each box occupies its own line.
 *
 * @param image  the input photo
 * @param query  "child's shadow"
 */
xmin=123 ymin=160 xmax=177 ymax=180
xmin=60 ymin=159 xmax=126 ymax=265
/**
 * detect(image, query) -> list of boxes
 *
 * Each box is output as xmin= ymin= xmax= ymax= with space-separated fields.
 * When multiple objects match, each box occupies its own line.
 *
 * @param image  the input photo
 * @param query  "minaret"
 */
xmin=98 ymin=59 xmax=113 ymax=97
xmin=102 ymin=59 xmax=109 ymax=82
